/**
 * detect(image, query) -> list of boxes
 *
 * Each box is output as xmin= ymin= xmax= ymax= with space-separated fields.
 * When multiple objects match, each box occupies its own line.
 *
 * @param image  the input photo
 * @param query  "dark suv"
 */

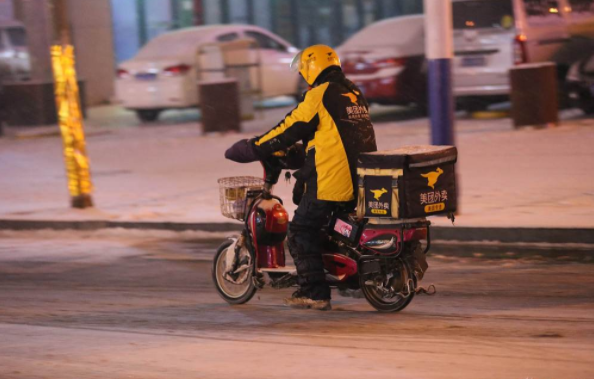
xmin=566 ymin=52 xmax=594 ymax=115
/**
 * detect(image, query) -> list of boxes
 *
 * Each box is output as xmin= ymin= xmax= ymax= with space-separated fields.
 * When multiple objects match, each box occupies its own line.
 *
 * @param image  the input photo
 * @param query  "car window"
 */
xmin=6 ymin=28 xmax=27 ymax=47
xmin=569 ymin=0 xmax=594 ymax=16
xmin=523 ymin=0 xmax=563 ymax=23
xmin=0 ymin=30 xmax=5 ymax=50
xmin=136 ymin=31 xmax=208 ymax=59
xmin=452 ymin=0 xmax=514 ymax=30
xmin=245 ymin=31 xmax=287 ymax=51
xmin=341 ymin=16 xmax=424 ymax=48
xmin=217 ymin=32 xmax=239 ymax=42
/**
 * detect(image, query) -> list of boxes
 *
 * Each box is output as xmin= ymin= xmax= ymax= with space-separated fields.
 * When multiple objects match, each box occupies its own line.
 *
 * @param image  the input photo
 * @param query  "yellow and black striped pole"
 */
xmin=50 ymin=0 xmax=93 ymax=208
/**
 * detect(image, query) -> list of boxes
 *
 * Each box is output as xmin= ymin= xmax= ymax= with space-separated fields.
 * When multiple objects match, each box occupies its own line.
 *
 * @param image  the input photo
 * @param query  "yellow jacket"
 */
xmin=255 ymin=70 xmax=377 ymax=202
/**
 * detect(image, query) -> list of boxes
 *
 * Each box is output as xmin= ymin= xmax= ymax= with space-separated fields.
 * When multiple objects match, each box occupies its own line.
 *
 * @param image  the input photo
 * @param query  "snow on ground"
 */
xmin=0 ymin=230 xmax=593 ymax=379
xmin=0 ymin=229 xmax=231 ymax=265
xmin=0 ymin=104 xmax=593 ymax=228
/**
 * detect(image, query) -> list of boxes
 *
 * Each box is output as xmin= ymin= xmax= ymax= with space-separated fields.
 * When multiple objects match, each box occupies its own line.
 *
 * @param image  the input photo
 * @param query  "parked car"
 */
xmin=338 ymin=0 xmax=594 ymax=111
xmin=115 ymin=25 xmax=299 ymax=122
xmin=337 ymin=15 xmax=427 ymax=109
xmin=453 ymin=0 xmax=594 ymax=110
xmin=0 ymin=20 xmax=31 ymax=81
xmin=565 ymin=51 xmax=594 ymax=113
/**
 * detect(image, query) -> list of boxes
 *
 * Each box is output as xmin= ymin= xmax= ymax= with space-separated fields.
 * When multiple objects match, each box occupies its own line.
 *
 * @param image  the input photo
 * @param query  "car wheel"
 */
xmin=460 ymin=99 xmax=487 ymax=114
xmin=136 ymin=109 xmax=161 ymax=123
xmin=415 ymin=100 xmax=429 ymax=116
xmin=581 ymin=103 xmax=594 ymax=115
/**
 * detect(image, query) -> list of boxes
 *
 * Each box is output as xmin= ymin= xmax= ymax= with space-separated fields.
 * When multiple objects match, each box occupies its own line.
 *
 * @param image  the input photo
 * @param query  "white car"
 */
xmin=338 ymin=0 xmax=594 ymax=111
xmin=115 ymin=25 xmax=299 ymax=122
xmin=453 ymin=0 xmax=594 ymax=109
xmin=0 ymin=20 xmax=31 ymax=81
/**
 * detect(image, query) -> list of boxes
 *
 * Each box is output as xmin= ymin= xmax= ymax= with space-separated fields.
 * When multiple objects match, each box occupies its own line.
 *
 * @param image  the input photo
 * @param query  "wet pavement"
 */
xmin=0 ymin=230 xmax=592 ymax=379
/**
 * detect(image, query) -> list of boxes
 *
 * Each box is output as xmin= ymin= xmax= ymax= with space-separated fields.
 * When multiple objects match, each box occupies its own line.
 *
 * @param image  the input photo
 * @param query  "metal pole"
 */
xmin=221 ymin=0 xmax=230 ymax=23
xmin=136 ymin=0 xmax=147 ymax=46
xmin=394 ymin=0 xmax=403 ymax=16
xmin=331 ymin=0 xmax=344 ymax=47
xmin=246 ymin=0 xmax=255 ymax=24
xmin=424 ymin=0 xmax=455 ymax=146
xmin=355 ymin=0 xmax=365 ymax=29
xmin=171 ymin=0 xmax=180 ymax=29
xmin=373 ymin=0 xmax=384 ymax=21
xmin=193 ymin=0 xmax=204 ymax=25
xmin=289 ymin=0 xmax=300 ymax=47
xmin=306 ymin=0 xmax=317 ymax=46
xmin=270 ymin=1 xmax=277 ymax=35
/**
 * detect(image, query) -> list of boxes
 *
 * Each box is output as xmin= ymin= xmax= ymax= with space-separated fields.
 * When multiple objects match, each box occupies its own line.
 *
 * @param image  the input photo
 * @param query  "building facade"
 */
xmin=10 ymin=0 xmax=115 ymax=105
xmin=112 ymin=0 xmax=423 ymax=63
xmin=0 ymin=0 xmax=14 ymax=20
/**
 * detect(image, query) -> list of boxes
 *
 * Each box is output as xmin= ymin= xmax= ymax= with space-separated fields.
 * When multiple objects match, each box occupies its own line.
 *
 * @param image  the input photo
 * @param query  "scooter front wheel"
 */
xmin=212 ymin=240 xmax=256 ymax=305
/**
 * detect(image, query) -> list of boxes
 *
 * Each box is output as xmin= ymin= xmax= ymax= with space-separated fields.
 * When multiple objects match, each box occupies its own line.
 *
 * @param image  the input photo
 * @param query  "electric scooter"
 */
xmin=212 ymin=154 xmax=436 ymax=312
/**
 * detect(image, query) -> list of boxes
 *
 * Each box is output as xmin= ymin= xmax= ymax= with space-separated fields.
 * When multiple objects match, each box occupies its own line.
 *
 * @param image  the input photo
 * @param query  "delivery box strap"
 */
xmin=358 ymin=176 xmax=400 ymax=188
xmin=409 ymin=156 xmax=456 ymax=168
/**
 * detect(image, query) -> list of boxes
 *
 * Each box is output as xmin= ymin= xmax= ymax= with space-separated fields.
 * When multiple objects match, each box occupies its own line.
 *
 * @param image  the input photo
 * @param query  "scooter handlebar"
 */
xmin=261 ymin=155 xmax=284 ymax=186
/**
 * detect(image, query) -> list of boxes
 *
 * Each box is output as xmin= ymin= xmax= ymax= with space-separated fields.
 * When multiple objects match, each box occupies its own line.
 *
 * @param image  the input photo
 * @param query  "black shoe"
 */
xmin=290 ymin=289 xmax=309 ymax=299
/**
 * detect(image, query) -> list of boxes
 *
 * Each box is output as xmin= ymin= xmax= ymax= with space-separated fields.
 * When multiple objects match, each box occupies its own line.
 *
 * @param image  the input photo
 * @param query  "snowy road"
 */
xmin=0 ymin=230 xmax=593 ymax=379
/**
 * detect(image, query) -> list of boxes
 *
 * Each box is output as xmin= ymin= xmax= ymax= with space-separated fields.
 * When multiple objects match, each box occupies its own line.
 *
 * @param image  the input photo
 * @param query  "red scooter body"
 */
xmin=248 ymin=196 xmax=428 ymax=285
xmin=248 ymin=198 xmax=288 ymax=269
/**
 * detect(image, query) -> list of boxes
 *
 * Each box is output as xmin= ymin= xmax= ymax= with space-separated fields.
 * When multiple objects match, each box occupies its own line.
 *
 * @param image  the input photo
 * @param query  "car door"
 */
xmin=0 ymin=29 xmax=7 ymax=77
xmin=520 ymin=0 xmax=570 ymax=62
xmin=244 ymin=30 xmax=296 ymax=98
xmin=564 ymin=0 xmax=594 ymax=39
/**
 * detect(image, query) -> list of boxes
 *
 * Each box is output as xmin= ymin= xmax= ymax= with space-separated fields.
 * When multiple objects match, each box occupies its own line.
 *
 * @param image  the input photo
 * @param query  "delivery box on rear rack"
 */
xmin=356 ymin=145 xmax=457 ymax=220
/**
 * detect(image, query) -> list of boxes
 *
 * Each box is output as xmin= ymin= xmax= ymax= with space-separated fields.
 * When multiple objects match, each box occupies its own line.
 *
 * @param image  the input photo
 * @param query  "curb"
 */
xmin=0 ymin=219 xmax=242 ymax=233
xmin=0 ymin=219 xmax=593 ymax=245
xmin=430 ymin=226 xmax=594 ymax=245
xmin=1 ymin=128 xmax=111 ymax=140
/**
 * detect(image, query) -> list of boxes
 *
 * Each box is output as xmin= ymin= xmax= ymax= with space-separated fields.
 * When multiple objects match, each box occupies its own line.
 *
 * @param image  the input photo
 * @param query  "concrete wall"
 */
xmin=68 ymin=0 xmax=115 ymax=105
xmin=13 ymin=0 xmax=55 ymax=81
xmin=12 ymin=0 xmax=115 ymax=105
xmin=0 ymin=0 xmax=14 ymax=20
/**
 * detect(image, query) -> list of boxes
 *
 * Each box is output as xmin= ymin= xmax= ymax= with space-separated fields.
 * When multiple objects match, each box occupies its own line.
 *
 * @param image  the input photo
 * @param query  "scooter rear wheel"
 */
xmin=212 ymin=240 xmax=256 ymax=305
xmin=360 ymin=259 xmax=415 ymax=313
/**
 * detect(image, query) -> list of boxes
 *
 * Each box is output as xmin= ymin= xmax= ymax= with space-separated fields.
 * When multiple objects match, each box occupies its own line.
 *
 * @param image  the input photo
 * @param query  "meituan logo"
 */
xmin=421 ymin=168 xmax=443 ymax=189
xmin=341 ymin=92 xmax=358 ymax=105
xmin=370 ymin=188 xmax=387 ymax=200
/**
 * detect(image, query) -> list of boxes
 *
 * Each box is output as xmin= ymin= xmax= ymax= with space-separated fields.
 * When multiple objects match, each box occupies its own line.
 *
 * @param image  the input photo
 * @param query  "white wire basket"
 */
xmin=218 ymin=176 xmax=264 ymax=221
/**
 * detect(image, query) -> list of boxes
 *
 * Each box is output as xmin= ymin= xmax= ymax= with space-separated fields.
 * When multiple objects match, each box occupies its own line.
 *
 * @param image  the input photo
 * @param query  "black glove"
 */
xmin=224 ymin=139 xmax=259 ymax=163
xmin=285 ymin=143 xmax=306 ymax=170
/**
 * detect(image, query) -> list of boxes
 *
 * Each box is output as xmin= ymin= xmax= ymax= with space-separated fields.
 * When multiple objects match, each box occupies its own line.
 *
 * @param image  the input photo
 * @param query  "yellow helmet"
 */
xmin=290 ymin=44 xmax=341 ymax=85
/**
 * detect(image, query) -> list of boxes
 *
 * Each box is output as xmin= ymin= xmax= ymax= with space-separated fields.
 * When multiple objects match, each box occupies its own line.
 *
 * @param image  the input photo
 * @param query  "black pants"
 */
xmin=288 ymin=196 xmax=344 ymax=300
